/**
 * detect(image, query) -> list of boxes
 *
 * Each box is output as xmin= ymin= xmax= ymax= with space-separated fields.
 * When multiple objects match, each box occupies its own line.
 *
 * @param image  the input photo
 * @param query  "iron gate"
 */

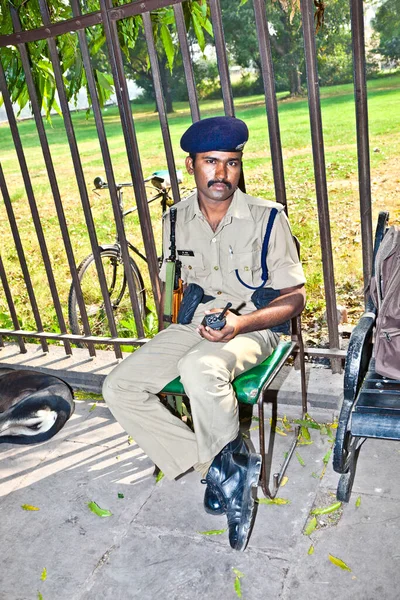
xmin=0 ymin=0 xmax=373 ymax=371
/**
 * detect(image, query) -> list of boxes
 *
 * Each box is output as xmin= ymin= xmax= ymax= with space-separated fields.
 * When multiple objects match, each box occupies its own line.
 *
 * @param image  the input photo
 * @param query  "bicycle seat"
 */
xmin=152 ymin=170 xmax=183 ymax=189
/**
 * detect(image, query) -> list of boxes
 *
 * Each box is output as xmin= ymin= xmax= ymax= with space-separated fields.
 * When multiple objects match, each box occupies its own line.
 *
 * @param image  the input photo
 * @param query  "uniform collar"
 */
xmin=184 ymin=187 xmax=253 ymax=223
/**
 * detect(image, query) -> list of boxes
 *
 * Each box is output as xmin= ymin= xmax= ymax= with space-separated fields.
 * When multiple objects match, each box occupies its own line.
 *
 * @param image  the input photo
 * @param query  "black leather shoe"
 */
xmin=225 ymin=452 xmax=262 ymax=551
xmin=203 ymin=433 xmax=249 ymax=516
xmin=205 ymin=447 xmax=262 ymax=551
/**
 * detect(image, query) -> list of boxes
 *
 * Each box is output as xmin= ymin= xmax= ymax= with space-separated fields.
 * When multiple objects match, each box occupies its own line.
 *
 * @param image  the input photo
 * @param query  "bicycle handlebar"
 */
xmin=93 ymin=170 xmax=183 ymax=192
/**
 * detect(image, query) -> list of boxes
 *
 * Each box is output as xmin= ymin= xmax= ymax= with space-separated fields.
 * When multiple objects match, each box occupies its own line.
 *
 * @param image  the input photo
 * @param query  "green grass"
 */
xmin=1 ymin=75 xmax=400 ymax=339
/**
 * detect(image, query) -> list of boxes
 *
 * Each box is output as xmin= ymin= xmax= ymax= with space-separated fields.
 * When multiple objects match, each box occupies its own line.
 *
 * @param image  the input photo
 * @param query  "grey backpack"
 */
xmin=370 ymin=225 xmax=400 ymax=379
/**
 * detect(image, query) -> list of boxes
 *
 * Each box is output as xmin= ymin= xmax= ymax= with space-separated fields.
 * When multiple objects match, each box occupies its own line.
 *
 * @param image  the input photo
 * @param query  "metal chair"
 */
xmin=160 ymin=309 xmax=307 ymax=498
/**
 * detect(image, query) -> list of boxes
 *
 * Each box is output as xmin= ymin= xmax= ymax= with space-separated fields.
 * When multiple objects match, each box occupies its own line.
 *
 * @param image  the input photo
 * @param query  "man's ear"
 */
xmin=185 ymin=155 xmax=194 ymax=175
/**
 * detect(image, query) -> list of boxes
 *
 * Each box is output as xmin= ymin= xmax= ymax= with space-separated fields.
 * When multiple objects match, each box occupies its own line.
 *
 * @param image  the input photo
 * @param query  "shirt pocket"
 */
xmin=179 ymin=253 xmax=206 ymax=280
xmin=227 ymin=250 xmax=262 ymax=288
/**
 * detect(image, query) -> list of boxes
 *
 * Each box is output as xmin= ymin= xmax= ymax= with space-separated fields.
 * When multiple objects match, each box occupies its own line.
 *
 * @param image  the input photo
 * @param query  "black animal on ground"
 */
xmin=0 ymin=369 xmax=75 ymax=444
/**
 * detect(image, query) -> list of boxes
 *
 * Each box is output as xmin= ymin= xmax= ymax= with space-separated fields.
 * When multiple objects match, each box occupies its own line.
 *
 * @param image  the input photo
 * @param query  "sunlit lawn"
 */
xmin=1 ymin=74 xmax=399 ymax=338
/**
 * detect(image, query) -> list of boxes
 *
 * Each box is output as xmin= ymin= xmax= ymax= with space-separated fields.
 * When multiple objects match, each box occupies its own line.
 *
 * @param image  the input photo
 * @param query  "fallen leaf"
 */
xmin=197 ymin=528 xmax=227 ymax=535
xmin=234 ymin=576 xmax=242 ymax=598
xmin=258 ymin=497 xmax=290 ymax=505
xmin=304 ymin=516 xmax=317 ymax=536
xmin=323 ymin=448 xmax=332 ymax=465
xmin=37 ymin=593 xmax=43 ymax=600
xmin=21 ymin=504 xmax=40 ymax=511
xmin=294 ymin=418 xmax=320 ymax=430
xmin=89 ymin=403 xmax=97 ymax=412
xmin=232 ymin=568 xmax=244 ymax=578
xmin=282 ymin=415 xmax=292 ymax=431
xmin=311 ymin=501 xmax=342 ymax=515
xmin=127 ymin=436 xmax=133 ymax=445
xmin=296 ymin=451 xmax=306 ymax=467
xmin=355 ymin=496 xmax=361 ymax=508
xmin=328 ymin=554 xmax=352 ymax=571
xmin=281 ymin=476 xmax=289 ymax=487
xmin=87 ymin=501 xmax=112 ymax=518
xmin=41 ymin=568 xmax=47 ymax=581
xmin=308 ymin=544 xmax=314 ymax=555
xmin=117 ymin=492 xmax=124 ymax=499
xmin=156 ymin=470 xmax=164 ymax=483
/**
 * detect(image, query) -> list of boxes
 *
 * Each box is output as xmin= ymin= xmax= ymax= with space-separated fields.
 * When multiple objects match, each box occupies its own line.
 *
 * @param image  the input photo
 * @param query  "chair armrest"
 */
xmin=333 ymin=310 xmax=376 ymax=473
xmin=343 ymin=310 xmax=376 ymax=404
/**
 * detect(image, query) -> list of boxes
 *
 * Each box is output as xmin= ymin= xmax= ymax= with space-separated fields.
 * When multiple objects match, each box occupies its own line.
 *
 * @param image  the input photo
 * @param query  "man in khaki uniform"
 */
xmin=103 ymin=116 xmax=306 ymax=551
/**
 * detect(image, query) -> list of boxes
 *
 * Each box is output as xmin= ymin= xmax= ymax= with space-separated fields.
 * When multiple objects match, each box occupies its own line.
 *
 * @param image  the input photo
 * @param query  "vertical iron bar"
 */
xmin=38 ymin=0 xmax=127 ymax=357
xmin=209 ymin=0 xmax=234 ymax=116
xmin=0 ymin=55 xmax=72 ymax=355
xmin=71 ymin=0 xmax=146 ymax=342
xmin=173 ymin=3 xmax=200 ymax=123
xmin=99 ymin=0 xmax=161 ymax=315
xmin=142 ymin=11 xmax=181 ymax=203
xmin=253 ymin=0 xmax=287 ymax=209
xmin=351 ymin=0 xmax=373 ymax=296
xmin=300 ymin=0 xmax=340 ymax=372
xmin=0 ymin=254 xmax=26 ymax=353
xmin=0 ymin=164 xmax=48 ymax=352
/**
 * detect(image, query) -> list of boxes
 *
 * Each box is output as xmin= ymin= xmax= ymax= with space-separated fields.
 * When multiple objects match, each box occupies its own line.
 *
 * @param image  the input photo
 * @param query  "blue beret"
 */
xmin=180 ymin=116 xmax=249 ymax=154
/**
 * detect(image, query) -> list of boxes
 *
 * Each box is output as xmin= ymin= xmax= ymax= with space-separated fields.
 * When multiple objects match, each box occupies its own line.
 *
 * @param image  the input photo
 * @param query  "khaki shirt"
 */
xmin=159 ymin=188 xmax=305 ymax=317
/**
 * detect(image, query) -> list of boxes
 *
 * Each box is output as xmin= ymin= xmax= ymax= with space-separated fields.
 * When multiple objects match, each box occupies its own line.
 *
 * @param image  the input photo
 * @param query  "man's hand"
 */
xmin=197 ymin=309 xmax=241 ymax=343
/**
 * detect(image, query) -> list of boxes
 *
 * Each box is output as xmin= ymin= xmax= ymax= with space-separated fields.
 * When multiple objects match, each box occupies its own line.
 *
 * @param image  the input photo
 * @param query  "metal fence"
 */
xmin=0 ymin=0 xmax=372 ymax=371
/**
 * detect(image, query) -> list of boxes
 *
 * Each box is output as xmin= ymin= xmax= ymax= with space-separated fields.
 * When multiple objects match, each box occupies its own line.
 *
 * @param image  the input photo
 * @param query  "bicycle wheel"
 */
xmin=68 ymin=249 xmax=146 ymax=345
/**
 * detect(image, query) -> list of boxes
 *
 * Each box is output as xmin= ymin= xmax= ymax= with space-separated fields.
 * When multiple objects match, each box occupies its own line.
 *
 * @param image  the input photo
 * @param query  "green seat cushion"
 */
xmin=161 ymin=340 xmax=293 ymax=405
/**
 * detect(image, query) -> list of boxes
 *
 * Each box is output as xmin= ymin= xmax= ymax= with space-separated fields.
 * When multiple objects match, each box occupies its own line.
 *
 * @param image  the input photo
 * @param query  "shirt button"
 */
xmin=211 ymin=238 xmax=217 ymax=243
xmin=214 ymin=266 xmax=219 ymax=271
xmin=217 ymin=291 xmax=222 ymax=295
xmin=188 ymin=265 xmax=192 ymax=270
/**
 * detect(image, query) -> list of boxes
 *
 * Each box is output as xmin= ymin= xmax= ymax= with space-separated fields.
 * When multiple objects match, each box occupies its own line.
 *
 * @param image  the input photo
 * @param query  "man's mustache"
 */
xmin=207 ymin=179 xmax=232 ymax=189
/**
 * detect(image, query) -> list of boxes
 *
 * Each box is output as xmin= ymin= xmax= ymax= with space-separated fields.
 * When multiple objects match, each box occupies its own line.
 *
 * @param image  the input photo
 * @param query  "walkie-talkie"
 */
xmin=201 ymin=302 xmax=232 ymax=330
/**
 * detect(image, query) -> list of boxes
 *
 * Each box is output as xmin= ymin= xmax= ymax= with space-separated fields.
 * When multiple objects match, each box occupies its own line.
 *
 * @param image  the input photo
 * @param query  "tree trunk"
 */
xmin=288 ymin=65 xmax=302 ymax=96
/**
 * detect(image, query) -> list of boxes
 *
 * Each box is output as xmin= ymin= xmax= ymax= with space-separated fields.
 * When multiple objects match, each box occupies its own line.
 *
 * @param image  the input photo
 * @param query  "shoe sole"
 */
xmin=232 ymin=452 xmax=262 ymax=552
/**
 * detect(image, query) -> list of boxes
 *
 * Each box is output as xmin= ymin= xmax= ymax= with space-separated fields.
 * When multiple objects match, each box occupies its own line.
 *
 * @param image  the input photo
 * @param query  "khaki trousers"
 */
xmin=102 ymin=323 xmax=279 ymax=480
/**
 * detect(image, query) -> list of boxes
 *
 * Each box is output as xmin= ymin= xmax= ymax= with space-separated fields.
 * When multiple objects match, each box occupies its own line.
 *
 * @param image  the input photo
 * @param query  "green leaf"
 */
xmin=323 ymin=448 xmax=332 ymax=465
xmin=118 ymin=492 xmax=124 ymax=499
xmin=89 ymin=403 xmax=97 ymax=412
xmin=127 ymin=435 xmax=133 ymax=445
xmin=355 ymin=496 xmax=361 ymax=508
xmin=197 ymin=528 xmax=227 ymax=535
xmin=308 ymin=544 xmax=315 ymax=555
xmin=87 ymin=501 xmax=112 ymax=518
xmin=21 ymin=504 xmax=40 ymax=511
xmin=232 ymin=568 xmax=244 ymax=578
xmin=320 ymin=424 xmax=328 ymax=436
xmin=300 ymin=426 xmax=311 ymax=441
xmin=294 ymin=418 xmax=320 ymax=430
xmin=258 ymin=497 xmax=291 ymax=505
xmin=304 ymin=516 xmax=317 ymax=536
xmin=37 ymin=593 xmax=43 ymax=600
xmin=296 ymin=451 xmax=306 ymax=467
xmin=311 ymin=501 xmax=342 ymax=515
xmin=156 ymin=470 xmax=165 ymax=483
xmin=40 ymin=568 xmax=47 ymax=581
xmin=191 ymin=12 xmax=206 ymax=53
xmin=328 ymin=554 xmax=352 ymax=571
xmin=160 ymin=24 xmax=175 ymax=71
xmin=234 ymin=576 xmax=242 ymax=598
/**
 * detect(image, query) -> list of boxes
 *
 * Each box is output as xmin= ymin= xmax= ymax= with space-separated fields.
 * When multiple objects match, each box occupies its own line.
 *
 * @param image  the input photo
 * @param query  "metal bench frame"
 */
xmin=333 ymin=211 xmax=400 ymax=501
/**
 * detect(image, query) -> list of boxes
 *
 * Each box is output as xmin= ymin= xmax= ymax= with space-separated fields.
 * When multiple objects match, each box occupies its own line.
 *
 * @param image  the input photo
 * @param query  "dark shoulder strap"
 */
xmin=235 ymin=207 xmax=278 ymax=290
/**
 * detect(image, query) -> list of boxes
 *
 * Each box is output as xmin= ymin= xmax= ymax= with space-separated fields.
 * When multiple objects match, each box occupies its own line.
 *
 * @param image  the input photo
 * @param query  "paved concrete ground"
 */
xmin=1 ymin=396 xmax=399 ymax=600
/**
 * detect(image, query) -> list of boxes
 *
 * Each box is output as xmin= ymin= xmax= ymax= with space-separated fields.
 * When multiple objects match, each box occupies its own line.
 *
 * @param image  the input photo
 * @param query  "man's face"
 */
xmin=185 ymin=151 xmax=242 ymax=204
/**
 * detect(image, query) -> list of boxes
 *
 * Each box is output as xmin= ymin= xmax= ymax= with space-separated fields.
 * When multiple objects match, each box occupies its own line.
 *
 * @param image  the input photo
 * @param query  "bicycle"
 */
xmin=68 ymin=171 xmax=182 ymax=344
